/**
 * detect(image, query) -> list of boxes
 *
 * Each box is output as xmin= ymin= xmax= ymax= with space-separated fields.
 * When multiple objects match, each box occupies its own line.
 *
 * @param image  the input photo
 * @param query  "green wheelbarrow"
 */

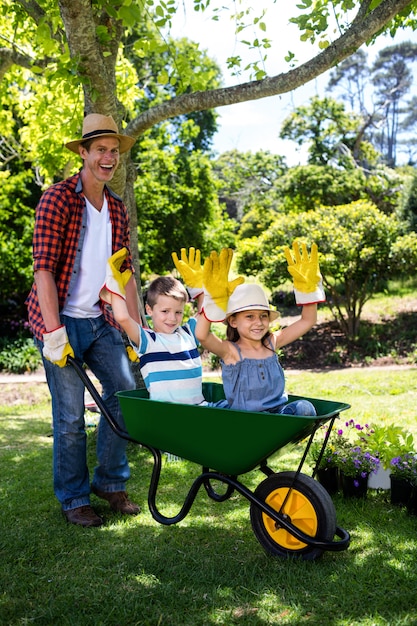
xmin=69 ymin=357 xmax=350 ymax=561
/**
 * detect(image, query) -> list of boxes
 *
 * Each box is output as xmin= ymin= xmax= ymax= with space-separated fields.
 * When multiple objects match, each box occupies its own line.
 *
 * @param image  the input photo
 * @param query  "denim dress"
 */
xmin=221 ymin=342 xmax=288 ymax=413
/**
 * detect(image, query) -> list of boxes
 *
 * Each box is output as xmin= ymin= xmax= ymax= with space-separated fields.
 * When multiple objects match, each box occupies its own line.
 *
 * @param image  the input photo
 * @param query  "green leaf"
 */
xmin=157 ymin=69 xmax=169 ymax=84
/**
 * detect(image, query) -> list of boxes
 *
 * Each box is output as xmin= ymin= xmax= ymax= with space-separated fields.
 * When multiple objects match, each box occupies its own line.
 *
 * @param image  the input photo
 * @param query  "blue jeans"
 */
xmin=35 ymin=315 xmax=135 ymax=511
xmin=278 ymin=399 xmax=317 ymax=416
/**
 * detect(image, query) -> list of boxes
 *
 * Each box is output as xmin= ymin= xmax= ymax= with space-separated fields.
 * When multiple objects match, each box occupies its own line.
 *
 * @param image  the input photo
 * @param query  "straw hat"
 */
xmin=225 ymin=284 xmax=279 ymax=321
xmin=65 ymin=114 xmax=135 ymax=154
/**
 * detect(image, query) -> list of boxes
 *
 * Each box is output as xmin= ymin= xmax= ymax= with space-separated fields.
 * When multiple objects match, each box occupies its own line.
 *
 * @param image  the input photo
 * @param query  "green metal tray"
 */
xmin=116 ymin=382 xmax=350 ymax=476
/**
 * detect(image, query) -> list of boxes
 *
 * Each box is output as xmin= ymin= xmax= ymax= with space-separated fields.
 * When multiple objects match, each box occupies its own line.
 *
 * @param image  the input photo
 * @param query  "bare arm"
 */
xmin=111 ymin=293 xmax=141 ymax=346
xmin=272 ymin=304 xmax=317 ymax=349
xmin=125 ymin=275 xmax=141 ymax=324
xmin=34 ymin=270 xmax=61 ymax=332
xmin=195 ymin=292 xmax=204 ymax=314
xmin=196 ymin=313 xmax=233 ymax=361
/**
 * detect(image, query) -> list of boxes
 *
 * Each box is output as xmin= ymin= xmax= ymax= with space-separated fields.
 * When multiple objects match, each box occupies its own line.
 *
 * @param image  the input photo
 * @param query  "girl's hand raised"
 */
xmin=284 ymin=241 xmax=326 ymax=306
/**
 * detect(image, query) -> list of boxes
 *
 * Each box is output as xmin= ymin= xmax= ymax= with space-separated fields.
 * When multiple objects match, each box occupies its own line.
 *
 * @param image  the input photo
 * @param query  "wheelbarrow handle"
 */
xmin=67 ymin=355 xmax=132 ymax=442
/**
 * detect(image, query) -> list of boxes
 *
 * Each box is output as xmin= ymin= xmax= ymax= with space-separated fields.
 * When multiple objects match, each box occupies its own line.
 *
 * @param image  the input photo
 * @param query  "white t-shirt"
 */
xmin=62 ymin=196 xmax=112 ymax=318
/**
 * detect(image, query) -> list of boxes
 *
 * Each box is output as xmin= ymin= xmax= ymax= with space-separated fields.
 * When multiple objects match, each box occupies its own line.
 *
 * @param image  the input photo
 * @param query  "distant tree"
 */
xmin=126 ymin=32 xmax=221 ymax=153
xmin=237 ymin=203 xmax=280 ymax=239
xmin=399 ymin=95 xmax=417 ymax=164
xmin=276 ymin=164 xmax=366 ymax=211
xmin=327 ymin=49 xmax=370 ymax=113
xmin=399 ymin=168 xmax=417 ymax=231
xmin=279 ymin=97 xmax=407 ymax=214
xmin=125 ymin=33 xmax=225 ymax=278
xmin=213 ymin=150 xmax=287 ymax=220
xmin=327 ymin=42 xmax=417 ymax=166
xmin=279 ymin=96 xmax=366 ymax=167
xmin=372 ymin=41 xmax=417 ymax=167
xmin=135 ymin=130 xmax=236 ymax=277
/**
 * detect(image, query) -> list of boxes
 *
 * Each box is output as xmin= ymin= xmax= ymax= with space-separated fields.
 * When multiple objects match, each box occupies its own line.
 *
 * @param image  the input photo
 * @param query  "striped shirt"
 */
xmin=26 ymin=173 xmax=134 ymax=340
xmin=135 ymin=317 xmax=205 ymax=405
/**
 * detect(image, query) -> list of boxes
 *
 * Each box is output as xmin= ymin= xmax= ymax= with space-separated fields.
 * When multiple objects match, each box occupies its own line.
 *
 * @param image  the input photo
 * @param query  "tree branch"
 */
xmin=15 ymin=0 xmax=45 ymax=24
xmin=0 ymin=47 xmax=35 ymax=80
xmin=127 ymin=0 xmax=414 ymax=137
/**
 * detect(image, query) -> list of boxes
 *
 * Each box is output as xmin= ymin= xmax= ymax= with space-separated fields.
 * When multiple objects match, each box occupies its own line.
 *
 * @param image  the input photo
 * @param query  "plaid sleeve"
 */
xmin=26 ymin=176 xmax=83 ymax=339
xmin=33 ymin=180 xmax=82 ymax=279
xmin=33 ymin=186 xmax=68 ymax=273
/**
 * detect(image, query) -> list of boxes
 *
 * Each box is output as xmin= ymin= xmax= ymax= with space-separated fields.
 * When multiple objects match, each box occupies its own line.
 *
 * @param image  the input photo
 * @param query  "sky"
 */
xmin=169 ymin=2 xmax=415 ymax=165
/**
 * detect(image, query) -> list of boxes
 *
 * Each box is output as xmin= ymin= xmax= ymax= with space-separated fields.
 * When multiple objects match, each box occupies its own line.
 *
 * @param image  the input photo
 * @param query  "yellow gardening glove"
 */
xmin=202 ymin=248 xmax=245 ymax=322
xmin=100 ymin=247 xmax=132 ymax=304
xmin=126 ymin=345 xmax=139 ymax=363
xmin=171 ymin=247 xmax=203 ymax=299
xmin=284 ymin=241 xmax=325 ymax=305
xmin=43 ymin=325 xmax=75 ymax=368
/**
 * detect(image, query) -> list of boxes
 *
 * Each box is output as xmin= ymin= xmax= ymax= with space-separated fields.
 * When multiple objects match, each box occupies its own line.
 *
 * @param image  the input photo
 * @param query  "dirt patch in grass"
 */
xmin=0 ymin=382 xmax=50 ymax=407
xmin=202 ymin=300 xmax=417 ymax=373
xmin=280 ymin=307 xmax=417 ymax=370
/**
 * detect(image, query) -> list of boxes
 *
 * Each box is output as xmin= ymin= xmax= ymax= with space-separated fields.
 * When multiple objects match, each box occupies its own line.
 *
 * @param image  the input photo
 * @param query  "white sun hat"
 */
xmin=225 ymin=284 xmax=279 ymax=321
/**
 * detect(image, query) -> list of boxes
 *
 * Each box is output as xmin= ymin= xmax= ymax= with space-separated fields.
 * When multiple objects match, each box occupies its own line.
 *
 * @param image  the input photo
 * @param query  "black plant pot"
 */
xmin=340 ymin=472 xmax=368 ymax=498
xmin=390 ymin=475 xmax=412 ymax=507
xmin=406 ymin=485 xmax=417 ymax=515
xmin=316 ymin=467 xmax=339 ymax=495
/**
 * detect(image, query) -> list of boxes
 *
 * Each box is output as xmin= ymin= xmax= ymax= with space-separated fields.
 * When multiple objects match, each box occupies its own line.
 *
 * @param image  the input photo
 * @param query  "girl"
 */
xmin=195 ymin=244 xmax=325 ymax=415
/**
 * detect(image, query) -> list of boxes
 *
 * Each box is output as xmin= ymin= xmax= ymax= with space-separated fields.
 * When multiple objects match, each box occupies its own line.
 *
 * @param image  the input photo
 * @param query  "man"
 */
xmin=26 ymin=113 xmax=141 ymax=527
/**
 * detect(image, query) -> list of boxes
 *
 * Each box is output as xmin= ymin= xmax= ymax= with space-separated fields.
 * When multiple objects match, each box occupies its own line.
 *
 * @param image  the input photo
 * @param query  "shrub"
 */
xmin=0 ymin=336 xmax=41 ymax=373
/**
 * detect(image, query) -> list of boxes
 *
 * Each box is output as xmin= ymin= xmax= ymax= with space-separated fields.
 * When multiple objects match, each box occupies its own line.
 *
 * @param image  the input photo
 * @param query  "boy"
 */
xmin=101 ymin=250 xmax=207 ymax=405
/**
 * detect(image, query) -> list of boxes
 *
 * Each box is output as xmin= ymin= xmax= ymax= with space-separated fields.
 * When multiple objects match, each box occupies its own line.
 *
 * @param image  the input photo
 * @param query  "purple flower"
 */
xmin=390 ymin=453 xmax=417 ymax=481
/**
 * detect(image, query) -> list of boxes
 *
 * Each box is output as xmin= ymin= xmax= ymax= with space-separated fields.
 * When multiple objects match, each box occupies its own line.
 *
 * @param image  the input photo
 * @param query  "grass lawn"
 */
xmin=1 ymin=367 xmax=417 ymax=625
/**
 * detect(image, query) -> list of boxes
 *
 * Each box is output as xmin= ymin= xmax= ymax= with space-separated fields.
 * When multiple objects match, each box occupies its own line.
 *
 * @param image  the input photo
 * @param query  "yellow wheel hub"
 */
xmin=262 ymin=486 xmax=318 ymax=550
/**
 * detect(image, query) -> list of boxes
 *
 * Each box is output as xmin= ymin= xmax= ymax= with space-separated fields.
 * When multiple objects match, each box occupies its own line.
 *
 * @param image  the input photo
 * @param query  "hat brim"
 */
xmin=225 ymin=306 xmax=279 ymax=322
xmin=65 ymin=133 xmax=135 ymax=154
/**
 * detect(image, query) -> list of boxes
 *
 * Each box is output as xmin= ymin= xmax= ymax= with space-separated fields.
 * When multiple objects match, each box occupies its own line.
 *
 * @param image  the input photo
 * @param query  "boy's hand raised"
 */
xmin=100 ymin=248 xmax=132 ymax=303
xmin=171 ymin=247 xmax=203 ymax=299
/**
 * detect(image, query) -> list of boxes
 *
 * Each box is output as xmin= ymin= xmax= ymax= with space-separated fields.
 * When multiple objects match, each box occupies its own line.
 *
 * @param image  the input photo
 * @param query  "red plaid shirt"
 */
xmin=26 ymin=173 xmax=134 ymax=340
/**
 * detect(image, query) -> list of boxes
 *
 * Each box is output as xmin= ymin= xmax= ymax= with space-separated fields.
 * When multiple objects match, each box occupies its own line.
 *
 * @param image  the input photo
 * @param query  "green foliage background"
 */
xmin=1 ymin=2 xmax=417 ymax=357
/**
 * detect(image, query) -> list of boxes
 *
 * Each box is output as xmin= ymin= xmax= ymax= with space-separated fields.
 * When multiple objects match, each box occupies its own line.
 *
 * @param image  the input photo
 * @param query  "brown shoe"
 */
xmin=62 ymin=505 xmax=103 ymax=527
xmin=91 ymin=486 xmax=140 ymax=515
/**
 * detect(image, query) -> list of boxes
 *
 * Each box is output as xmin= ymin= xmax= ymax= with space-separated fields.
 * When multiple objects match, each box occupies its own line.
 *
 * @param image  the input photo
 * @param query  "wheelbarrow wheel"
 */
xmin=250 ymin=471 xmax=336 ymax=560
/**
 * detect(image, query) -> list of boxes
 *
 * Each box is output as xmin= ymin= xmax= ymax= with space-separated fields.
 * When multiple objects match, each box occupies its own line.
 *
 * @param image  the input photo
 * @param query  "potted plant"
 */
xmin=389 ymin=452 xmax=417 ymax=507
xmin=365 ymin=425 xmax=415 ymax=490
xmin=310 ymin=419 xmax=374 ymax=495
xmin=323 ymin=418 xmax=380 ymax=498
xmin=335 ymin=445 xmax=380 ymax=498
xmin=310 ymin=442 xmax=339 ymax=494
xmin=309 ymin=424 xmax=349 ymax=494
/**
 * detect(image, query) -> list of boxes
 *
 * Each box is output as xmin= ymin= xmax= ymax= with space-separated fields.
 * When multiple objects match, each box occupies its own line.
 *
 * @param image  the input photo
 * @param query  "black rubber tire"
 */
xmin=250 ymin=471 xmax=337 ymax=560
